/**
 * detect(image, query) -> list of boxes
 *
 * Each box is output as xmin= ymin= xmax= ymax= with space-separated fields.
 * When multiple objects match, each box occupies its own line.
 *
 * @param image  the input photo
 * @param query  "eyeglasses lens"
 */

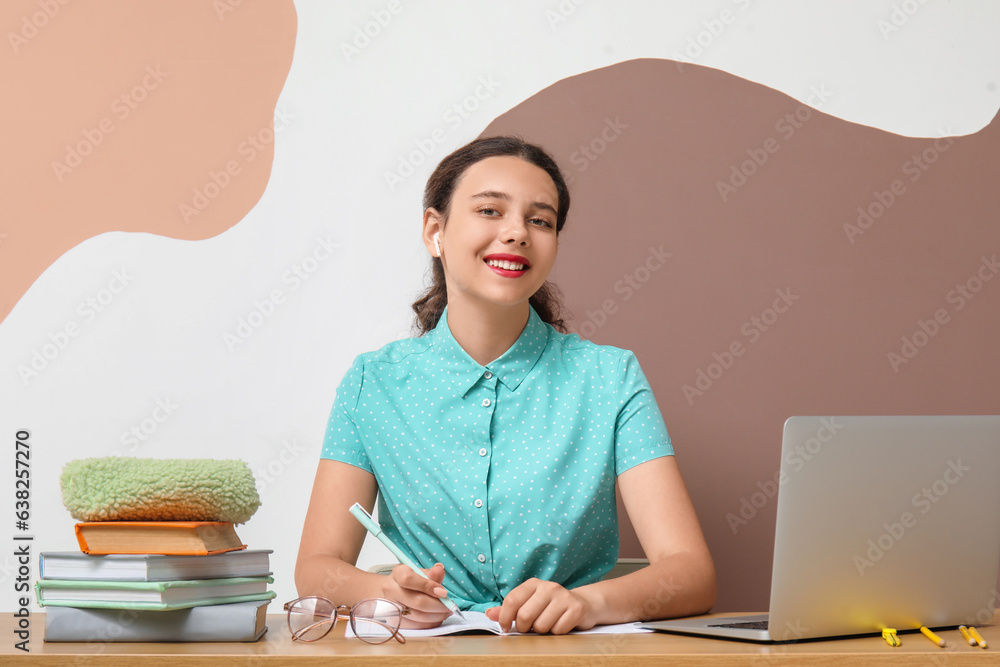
xmin=351 ymin=598 xmax=403 ymax=643
xmin=288 ymin=597 xmax=337 ymax=641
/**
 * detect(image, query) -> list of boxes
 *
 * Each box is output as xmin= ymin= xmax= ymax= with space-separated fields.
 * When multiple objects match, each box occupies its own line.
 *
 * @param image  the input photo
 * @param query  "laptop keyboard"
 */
xmin=709 ymin=620 xmax=770 ymax=630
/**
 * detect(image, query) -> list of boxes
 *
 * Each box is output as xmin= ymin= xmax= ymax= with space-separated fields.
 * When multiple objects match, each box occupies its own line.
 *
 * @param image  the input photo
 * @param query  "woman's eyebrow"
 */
xmin=471 ymin=190 xmax=557 ymax=214
xmin=471 ymin=190 xmax=510 ymax=201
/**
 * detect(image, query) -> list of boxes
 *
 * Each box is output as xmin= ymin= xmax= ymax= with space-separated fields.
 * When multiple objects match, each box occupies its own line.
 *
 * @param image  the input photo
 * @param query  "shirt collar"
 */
xmin=430 ymin=306 xmax=550 ymax=396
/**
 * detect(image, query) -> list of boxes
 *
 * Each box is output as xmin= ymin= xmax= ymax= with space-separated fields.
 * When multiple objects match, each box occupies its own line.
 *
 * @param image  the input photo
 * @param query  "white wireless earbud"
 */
xmin=433 ymin=234 xmax=442 ymax=257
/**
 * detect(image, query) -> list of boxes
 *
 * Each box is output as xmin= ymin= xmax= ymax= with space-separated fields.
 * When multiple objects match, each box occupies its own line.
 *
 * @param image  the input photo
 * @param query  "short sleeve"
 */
xmin=614 ymin=351 xmax=673 ymax=475
xmin=320 ymin=355 xmax=373 ymax=473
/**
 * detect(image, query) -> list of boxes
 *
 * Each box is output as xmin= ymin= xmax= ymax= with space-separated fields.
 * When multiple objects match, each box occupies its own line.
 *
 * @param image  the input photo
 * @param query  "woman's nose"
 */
xmin=500 ymin=218 xmax=529 ymax=245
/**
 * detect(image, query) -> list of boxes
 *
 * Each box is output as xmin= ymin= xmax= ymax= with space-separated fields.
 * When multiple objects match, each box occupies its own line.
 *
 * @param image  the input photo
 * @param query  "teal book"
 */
xmin=35 ymin=576 xmax=274 ymax=610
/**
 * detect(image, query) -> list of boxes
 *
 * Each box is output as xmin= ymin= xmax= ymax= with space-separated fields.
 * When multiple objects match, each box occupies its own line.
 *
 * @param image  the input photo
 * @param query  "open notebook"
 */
xmin=346 ymin=610 xmax=652 ymax=638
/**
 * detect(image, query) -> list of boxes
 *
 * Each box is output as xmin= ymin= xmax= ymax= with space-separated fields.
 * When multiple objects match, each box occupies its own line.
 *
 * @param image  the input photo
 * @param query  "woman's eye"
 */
xmin=531 ymin=218 xmax=554 ymax=228
xmin=478 ymin=207 xmax=499 ymax=216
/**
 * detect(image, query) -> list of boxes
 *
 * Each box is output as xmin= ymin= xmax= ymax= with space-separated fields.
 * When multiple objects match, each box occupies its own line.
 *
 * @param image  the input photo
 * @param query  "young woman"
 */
xmin=295 ymin=136 xmax=715 ymax=635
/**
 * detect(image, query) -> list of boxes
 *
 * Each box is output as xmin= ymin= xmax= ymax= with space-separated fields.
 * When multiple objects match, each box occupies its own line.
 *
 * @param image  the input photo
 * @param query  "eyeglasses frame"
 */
xmin=284 ymin=595 xmax=411 ymax=644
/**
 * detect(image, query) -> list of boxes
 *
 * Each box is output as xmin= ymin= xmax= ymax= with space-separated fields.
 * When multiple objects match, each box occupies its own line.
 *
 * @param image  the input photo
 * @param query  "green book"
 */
xmin=35 ymin=576 xmax=274 ymax=610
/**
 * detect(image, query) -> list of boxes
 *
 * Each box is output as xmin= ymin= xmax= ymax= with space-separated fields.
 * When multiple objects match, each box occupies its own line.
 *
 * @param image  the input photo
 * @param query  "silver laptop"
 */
xmin=643 ymin=416 xmax=1000 ymax=642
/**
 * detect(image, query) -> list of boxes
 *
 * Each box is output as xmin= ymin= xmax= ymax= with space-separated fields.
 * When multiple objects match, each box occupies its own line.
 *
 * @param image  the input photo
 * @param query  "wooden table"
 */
xmin=3 ymin=612 xmax=997 ymax=665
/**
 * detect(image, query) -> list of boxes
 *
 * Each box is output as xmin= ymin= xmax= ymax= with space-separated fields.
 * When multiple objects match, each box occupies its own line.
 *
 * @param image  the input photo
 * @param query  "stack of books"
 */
xmin=37 ymin=521 xmax=275 ymax=642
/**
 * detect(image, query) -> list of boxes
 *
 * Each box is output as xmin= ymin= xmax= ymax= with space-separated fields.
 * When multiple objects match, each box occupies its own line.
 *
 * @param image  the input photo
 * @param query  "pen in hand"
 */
xmin=348 ymin=502 xmax=467 ymax=621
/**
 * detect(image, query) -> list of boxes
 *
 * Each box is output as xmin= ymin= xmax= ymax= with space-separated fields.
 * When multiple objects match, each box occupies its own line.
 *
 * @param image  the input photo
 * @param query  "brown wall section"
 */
xmin=1 ymin=0 xmax=297 ymax=322
xmin=483 ymin=58 xmax=1000 ymax=611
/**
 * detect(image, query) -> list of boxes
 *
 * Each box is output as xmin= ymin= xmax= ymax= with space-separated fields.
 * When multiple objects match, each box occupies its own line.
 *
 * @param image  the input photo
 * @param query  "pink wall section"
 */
xmin=1 ymin=0 xmax=297 ymax=323
xmin=483 ymin=58 xmax=1000 ymax=611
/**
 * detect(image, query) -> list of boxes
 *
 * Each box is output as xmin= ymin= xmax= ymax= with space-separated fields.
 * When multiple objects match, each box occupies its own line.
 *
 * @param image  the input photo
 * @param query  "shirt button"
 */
xmin=474 ymin=499 xmax=483 ymax=508
xmin=484 ymin=371 xmax=493 ymax=379
xmin=479 ymin=448 xmax=487 ymax=456
xmin=478 ymin=554 xmax=486 ymax=563
xmin=481 ymin=398 xmax=491 ymax=407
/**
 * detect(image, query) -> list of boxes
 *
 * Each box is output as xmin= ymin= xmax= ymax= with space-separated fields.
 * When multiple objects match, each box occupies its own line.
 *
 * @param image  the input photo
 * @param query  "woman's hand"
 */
xmin=485 ymin=578 xmax=599 ymax=635
xmin=380 ymin=562 xmax=454 ymax=629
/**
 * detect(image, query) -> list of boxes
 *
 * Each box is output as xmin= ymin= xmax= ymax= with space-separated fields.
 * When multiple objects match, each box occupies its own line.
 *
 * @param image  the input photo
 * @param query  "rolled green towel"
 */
xmin=61 ymin=458 xmax=261 ymax=524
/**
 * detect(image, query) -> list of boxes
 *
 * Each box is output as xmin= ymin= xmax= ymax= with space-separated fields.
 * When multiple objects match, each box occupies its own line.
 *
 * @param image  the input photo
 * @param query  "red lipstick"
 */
xmin=483 ymin=253 xmax=530 ymax=278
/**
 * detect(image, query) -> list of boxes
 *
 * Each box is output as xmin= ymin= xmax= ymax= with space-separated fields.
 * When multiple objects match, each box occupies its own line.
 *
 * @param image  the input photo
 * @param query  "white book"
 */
xmin=39 ymin=550 xmax=272 ymax=581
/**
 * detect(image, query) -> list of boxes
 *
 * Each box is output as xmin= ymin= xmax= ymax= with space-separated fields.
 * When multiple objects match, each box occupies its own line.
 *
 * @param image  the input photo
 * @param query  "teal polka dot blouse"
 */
xmin=321 ymin=306 xmax=673 ymax=612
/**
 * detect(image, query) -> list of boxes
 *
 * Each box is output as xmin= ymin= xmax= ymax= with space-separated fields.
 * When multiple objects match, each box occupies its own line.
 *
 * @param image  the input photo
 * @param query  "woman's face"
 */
xmin=427 ymin=155 xmax=560 ymax=315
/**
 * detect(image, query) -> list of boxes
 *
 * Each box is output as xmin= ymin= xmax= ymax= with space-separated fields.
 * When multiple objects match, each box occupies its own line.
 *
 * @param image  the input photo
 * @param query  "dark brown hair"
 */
xmin=412 ymin=136 xmax=571 ymax=334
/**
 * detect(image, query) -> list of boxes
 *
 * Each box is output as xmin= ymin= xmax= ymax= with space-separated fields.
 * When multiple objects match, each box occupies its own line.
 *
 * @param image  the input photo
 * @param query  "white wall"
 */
xmin=2 ymin=0 xmax=998 ymax=613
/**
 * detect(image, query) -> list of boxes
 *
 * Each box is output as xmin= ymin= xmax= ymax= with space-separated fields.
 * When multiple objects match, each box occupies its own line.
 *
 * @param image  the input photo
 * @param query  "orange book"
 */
xmin=74 ymin=521 xmax=247 ymax=556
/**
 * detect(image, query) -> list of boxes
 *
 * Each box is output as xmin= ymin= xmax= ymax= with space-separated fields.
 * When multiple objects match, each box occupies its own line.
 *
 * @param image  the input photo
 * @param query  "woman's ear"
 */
xmin=422 ymin=208 xmax=444 ymax=258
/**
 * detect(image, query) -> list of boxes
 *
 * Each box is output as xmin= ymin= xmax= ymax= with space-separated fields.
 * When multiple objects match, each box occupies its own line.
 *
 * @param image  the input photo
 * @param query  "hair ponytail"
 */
xmin=411 ymin=257 xmax=448 ymax=334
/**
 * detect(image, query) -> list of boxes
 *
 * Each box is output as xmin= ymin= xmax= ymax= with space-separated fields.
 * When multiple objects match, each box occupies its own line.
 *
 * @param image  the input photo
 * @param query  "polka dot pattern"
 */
xmin=321 ymin=306 xmax=673 ymax=611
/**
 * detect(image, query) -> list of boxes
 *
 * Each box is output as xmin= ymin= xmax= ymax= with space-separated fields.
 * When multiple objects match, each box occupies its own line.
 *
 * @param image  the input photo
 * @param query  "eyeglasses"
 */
xmin=284 ymin=596 xmax=411 ymax=644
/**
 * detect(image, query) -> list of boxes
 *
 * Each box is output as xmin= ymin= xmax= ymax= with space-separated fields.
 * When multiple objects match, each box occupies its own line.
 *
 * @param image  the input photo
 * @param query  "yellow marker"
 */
xmin=959 ymin=625 xmax=976 ymax=646
xmin=882 ymin=628 xmax=901 ymax=647
xmin=920 ymin=626 xmax=946 ymax=647
xmin=967 ymin=626 xmax=988 ymax=649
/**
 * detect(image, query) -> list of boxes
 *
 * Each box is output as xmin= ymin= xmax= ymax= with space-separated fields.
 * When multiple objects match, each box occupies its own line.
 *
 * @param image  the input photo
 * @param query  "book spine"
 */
xmin=72 ymin=524 xmax=93 ymax=554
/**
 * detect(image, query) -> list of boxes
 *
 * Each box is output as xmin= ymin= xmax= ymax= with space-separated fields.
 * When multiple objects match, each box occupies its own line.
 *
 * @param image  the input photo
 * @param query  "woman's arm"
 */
xmin=294 ymin=459 xmax=381 ymax=602
xmin=487 ymin=455 xmax=715 ymax=633
xmin=575 ymin=455 xmax=716 ymax=622
xmin=294 ymin=459 xmax=453 ymax=627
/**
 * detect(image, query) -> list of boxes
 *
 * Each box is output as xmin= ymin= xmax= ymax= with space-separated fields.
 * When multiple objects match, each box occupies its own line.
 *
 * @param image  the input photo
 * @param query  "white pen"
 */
xmin=349 ymin=502 xmax=467 ymax=621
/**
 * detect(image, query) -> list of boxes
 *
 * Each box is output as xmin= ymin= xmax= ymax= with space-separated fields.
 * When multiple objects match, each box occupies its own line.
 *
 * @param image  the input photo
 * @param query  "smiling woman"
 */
xmin=294 ymin=136 xmax=716 ymax=635
xmin=420 ymin=154 xmax=561 ymax=365
xmin=413 ymin=137 xmax=572 ymax=340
